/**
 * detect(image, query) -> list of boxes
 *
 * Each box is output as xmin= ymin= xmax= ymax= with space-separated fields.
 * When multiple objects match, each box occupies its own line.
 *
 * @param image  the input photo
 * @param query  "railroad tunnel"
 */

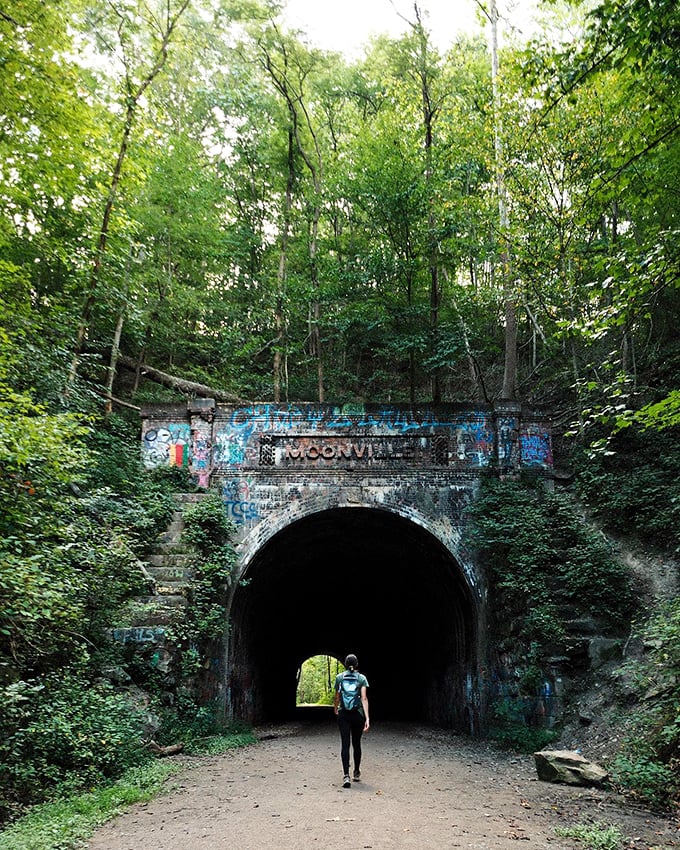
xmin=227 ymin=506 xmax=483 ymax=731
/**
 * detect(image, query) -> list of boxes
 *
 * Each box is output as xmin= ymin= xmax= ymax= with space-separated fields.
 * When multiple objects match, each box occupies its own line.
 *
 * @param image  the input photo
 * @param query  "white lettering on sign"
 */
xmin=284 ymin=442 xmax=374 ymax=461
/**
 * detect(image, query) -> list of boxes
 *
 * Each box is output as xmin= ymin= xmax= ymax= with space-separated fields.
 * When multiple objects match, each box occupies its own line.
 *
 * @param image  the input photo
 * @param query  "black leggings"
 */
xmin=338 ymin=709 xmax=364 ymax=774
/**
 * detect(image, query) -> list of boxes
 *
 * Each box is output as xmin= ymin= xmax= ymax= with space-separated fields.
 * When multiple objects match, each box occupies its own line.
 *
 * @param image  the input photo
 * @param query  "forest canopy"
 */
xmin=0 ymin=0 xmax=676 ymax=426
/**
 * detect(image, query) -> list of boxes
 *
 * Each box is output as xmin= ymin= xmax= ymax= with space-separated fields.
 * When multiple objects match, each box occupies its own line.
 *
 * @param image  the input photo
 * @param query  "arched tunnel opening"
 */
xmin=228 ymin=507 xmax=481 ymax=731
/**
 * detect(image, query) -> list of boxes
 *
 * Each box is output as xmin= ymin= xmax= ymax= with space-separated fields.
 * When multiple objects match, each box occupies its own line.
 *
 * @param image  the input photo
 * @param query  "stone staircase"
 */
xmin=111 ymin=493 xmax=205 ymax=643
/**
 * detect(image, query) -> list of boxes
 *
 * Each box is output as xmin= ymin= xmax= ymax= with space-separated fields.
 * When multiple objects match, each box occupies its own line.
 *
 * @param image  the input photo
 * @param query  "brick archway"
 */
xmin=227 ymin=505 xmax=483 ymax=731
xmin=235 ymin=494 xmax=483 ymax=598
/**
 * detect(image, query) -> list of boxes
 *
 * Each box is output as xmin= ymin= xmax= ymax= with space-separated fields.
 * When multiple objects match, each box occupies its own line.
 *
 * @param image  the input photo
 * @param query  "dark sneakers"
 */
xmin=343 ymin=775 xmax=351 ymax=788
xmin=353 ymin=769 xmax=361 ymax=782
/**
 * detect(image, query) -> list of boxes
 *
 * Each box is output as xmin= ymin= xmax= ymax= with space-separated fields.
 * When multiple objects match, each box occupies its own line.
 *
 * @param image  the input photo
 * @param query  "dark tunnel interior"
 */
xmin=228 ymin=507 xmax=480 ymax=729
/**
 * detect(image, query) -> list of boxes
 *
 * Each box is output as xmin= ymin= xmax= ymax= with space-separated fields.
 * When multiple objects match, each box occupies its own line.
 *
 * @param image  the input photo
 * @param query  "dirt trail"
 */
xmin=88 ymin=719 xmax=678 ymax=850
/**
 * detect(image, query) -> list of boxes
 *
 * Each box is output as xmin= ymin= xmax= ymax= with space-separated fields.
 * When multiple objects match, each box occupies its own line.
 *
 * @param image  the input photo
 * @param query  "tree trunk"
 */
xmin=104 ymin=307 xmax=125 ymax=417
xmin=117 ymin=354 xmax=242 ymax=402
xmin=67 ymin=101 xmax=135 ymax=391
xmin=260 ymin=37 xmax=325 ymax=402
xmin=274 ymin=129 xmax=294 ymax=404
xmin=65 ymin=0 xmax=190 ymax=396
xmin=488 ymin=0 xmax=518 ymax=400
xmin=309 ymin=206 xmax=324 ymax=402
xmin=412 ymin=5 xmax=441 ymax=403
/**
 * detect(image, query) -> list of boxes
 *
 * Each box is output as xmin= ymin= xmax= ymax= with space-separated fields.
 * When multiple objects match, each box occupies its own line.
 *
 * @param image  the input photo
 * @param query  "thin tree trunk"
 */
xmin=488 ymin=0 xmax=518 ymax=400
xmin=67 ymin=101 xmax=135 ymax=390
xmin=442 ymin=267 xmax=487 ymax=402
xmin=407 ymin=4 xmax=442 ymax=403
xmin=104 ymin=307 xmax=125 ymax=417
xmin=309 ymin=206 xmax=324 ymax=402
xmin=260 ymin=37 xmax=325 ymax=402
xmin=274 ymin=129 xmax=295 ymax=403
xmin=133 ymin=338 xmax=148 ymax=394
xmin=65 ymin=0 xmax=190 ymax=395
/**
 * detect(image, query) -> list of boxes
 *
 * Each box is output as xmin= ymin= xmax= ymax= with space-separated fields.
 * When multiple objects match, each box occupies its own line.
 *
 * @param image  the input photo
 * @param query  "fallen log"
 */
xmin=118 ymin=354 xmax=242 ymax=402
xmin=146 ymin=740 xmax=184 ymax=757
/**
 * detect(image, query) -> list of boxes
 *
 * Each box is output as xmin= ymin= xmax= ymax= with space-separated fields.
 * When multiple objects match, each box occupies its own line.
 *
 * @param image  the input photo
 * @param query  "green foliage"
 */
xmin=0 ymin=673 xmax=150 ymax=822
xmin=487 ymin=699 xmax=558 ymax=753
xmin=0 ymin=482 xmax=171 ymax=679
xmin=296 ymin=655 xmax=341 ymax=706
xmin=609 ymin=755 xmax=677 ymax=810
xmin=466 ymin=479 xmax=635 ymax=642
xmin=605 ymin=598 xmax=680 ymax=809
xmin=156 ymin=691 xmax=225 ymax=744
xmin=0 ymin=383 xmax=90 ymax=537
xmin=0 ymin=759 xmax=180 ymax=850
xmin=575 ymin=427 xmax=680 ymax=553
xmin=181 ymin=494 xmax=236 ymax=554
xmin=467 ymin=478 xmax=634 ymax=742
xmin=185 ymin=728 xmax=257 ymax=756
xmin=0 ymin=726 xmax=254 ymax=850
xmin=163 ymin=495 xmax=238 ymax=671
xmin=628 ymin=390 xmax=680 ymax=432
xmin=555 ymin=821 xmax=624 ymax=850
xmin=0 ymin=383 xmax=190 ymax=819
xmin=0 ymin=397 xmax=182 ymax=682
xmin=156 ymin=691 xmax=255 ymax=751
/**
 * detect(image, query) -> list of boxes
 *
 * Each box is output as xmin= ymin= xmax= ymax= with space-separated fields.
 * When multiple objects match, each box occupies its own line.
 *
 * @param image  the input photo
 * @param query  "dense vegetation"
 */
xmin=464 ymin=471 xmax=680 ymax=809
xmin=0 ymin=0 xmax=678 ymax=830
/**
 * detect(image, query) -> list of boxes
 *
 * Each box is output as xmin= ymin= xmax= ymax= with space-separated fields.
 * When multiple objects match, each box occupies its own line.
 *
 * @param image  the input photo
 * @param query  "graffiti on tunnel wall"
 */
xmin=141 ymin=402 xmax=553 ymax=480
xmin=222 ymin=403 xmax=485 ymax=440
xmin=213 ymin=405 xmax=499 ymax=470
xmin=142 ymin=424 xmax=191 ymax=469
xmin=191 ymin=427 xmax=212 ymax=488
xmin=520 ymin=425 xmax=553 ymax=469
xmin=223 ymin=477 xmax=259 ymax=524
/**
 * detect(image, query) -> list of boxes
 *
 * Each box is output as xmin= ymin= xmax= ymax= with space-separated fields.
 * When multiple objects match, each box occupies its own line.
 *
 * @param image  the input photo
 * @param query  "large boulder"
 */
xmin=534 ymin=749 xmax=609 ymax=787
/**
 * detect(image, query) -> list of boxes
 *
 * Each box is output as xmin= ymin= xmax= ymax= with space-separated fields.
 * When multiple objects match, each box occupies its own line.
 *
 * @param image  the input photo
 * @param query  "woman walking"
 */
xmin=333 ymin=654 xmax=370 ymax=788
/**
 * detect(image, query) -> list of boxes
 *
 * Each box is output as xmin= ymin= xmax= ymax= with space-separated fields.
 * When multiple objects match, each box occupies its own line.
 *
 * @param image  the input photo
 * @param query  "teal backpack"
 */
xmin=339 ymin=671 xmax=362 ymax=711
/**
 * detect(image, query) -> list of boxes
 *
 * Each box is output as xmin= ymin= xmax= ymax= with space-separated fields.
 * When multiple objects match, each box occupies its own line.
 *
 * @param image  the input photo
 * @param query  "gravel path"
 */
xmin=87 ymin=719 xmax=679 ymax=850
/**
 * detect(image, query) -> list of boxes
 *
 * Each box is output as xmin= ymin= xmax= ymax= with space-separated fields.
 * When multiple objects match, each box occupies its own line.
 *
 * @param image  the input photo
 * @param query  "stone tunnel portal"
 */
xmin=228 ymin=506 xmax=481 ymax=731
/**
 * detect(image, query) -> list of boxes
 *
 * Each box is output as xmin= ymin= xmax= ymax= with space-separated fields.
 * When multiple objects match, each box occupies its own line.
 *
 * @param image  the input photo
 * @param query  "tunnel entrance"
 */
xmin=228 ymin=507 xmax=481 ymax=731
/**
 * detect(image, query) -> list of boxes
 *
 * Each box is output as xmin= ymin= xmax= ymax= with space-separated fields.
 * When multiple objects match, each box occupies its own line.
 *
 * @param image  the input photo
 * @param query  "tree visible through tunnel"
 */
xmin=296 ymin=654 xmax=342 ymax=707
xmin=228 ymin=507 xmax=480 ymax=729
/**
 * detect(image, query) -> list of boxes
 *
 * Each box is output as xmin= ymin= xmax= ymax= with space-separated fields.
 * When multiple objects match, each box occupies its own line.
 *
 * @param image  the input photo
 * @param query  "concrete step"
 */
xmin=146 ymin=565 xmax=193 ymax=583
xmin=111 ymin=492 xmax=210 ymax=634
xmin=116 ymin=597 xmax=186 ymax=628
xmin=174 ymin=492 xmax=209 ymax=505
xmin=126 ymin=609 xmax=175 ymax=627
xmin=147 ymin=552 xmax=193 ymax=568
xmin=154 ymin=582 xmax=189 ymax=596
xmin=155 ymin=539 xmax=193 ymax=554
xmin=136 ymin=594 xmax=187 ymax=607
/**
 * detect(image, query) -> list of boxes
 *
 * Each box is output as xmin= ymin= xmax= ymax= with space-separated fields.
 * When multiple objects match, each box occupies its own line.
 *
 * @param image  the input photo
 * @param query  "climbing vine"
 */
xmin=173 ymin=494 xmax=238 ymax=660
xmin=465 ymin=478 xmax=636 ymax=747
xmin=466 ymin=479 xmax=635 ymax=643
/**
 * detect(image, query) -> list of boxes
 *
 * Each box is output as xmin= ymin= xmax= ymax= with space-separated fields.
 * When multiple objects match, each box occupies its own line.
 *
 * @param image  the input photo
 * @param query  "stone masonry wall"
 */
xmin=136 ymin=401 xmax=553 ymax=726
xmin=140 ymin=401 xmax=552 ymax=570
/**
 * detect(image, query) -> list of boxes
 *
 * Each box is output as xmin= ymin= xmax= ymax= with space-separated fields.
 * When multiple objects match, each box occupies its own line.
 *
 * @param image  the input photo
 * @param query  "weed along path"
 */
xmin=88 ymin=720 xmax=678 ymax=850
